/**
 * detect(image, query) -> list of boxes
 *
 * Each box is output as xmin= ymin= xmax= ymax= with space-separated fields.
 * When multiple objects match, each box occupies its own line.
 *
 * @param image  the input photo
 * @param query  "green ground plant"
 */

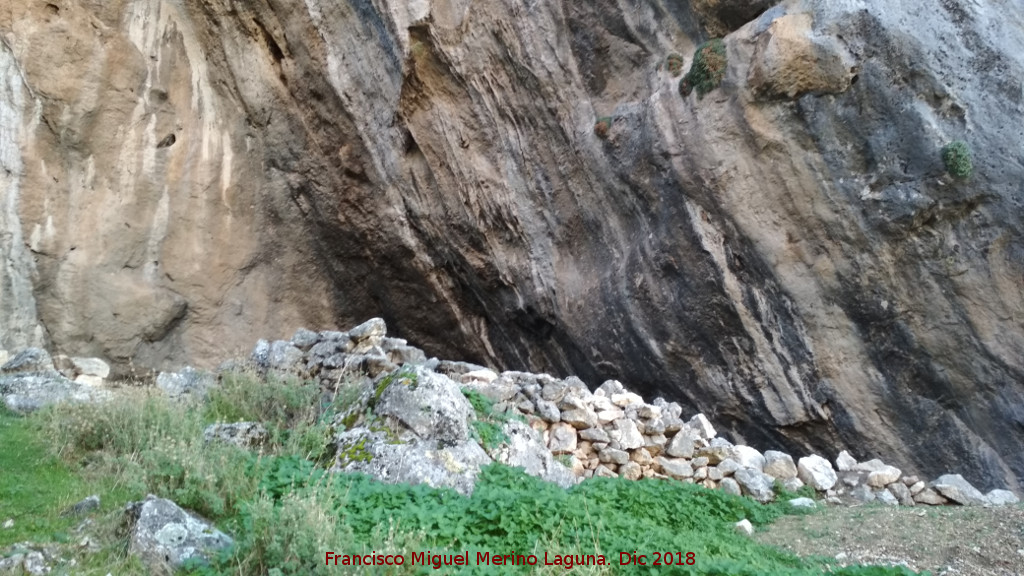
xmin=2 ymin=372 xmax=923 ymax=576
xmin=666 ymin=53 xmax=685 ymax=77
xmin=941 ymin=140 xmax=973 ymax=178
xmin=679 ymin=39 xmax=727 ymax=99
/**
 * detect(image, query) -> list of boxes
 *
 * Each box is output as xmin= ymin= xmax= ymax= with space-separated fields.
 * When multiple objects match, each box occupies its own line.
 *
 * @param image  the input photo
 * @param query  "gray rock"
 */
xmin=2 ymin=372 xmax=109 ymax=413
xmin=985 ymin=489 xmax=1020 ymax=506
xmin=578 ymin=427 xmax=610 ymax=443
xmin=128 ymin=495 xmax=233 ymax=571
xmin=717 ymin=458 xmax=741 ymax=475
xmin=782 ymin=477 xmax=805 ymax=493
xmin=850 ymin=484 xmax=875 ymax=503
xmin=888 ymin=482 xmax=915 ymax=506
xmin=734 ymin=518 xmax=754 ymax=536
xmin=613 ymin=418 xmax=644 ymax=450
xmin=491 ymin=420 xmax=577 ymax=488
xmin=156 ymin=368 xmax=215 ymax=400
xmin=348 ymin=318 xmax=387 ymax=350
xmin=930 ymin=474 xmax=989 ymax=506
xmin=913 ymin=488 xmax=949 ymax=506
xmin=1 ymin=348 xmax=54 ymax=374
xmin=657 ymin=457 xmax=694 ymax=480
xmin=876 ymin=488 xmax=899 ymax=506
xmin=619 ymin=461 xmax=643 ymax=481
xmin=788 ymin=497 xmax=816 ymax=508
xmin=61 ymin=495 xmax=100 ymax=517
xmin=731 ymin=445 xmax=766 ymax=472
xmin=763 ymin=450 xmax=798 ymax=479
xmin=290 ymin=328 xmax=320 ymax=350
xmin=267 ymin=340 xmax=304 ymax=371
xmin=686 ymin=414 xmax=716 ymax=439
xmin=374 ymin=367 xmax=472 ymax=446
xmin=387 ymin=345 xmax=427 ymax=365
xmin=696 ymin=437 xmax=734 ymax=464
xmin=853 ymin=458 xmax=886 ymax=473
xmin=250 ymin=339 xmax=271 ymax=367
xmin=867 ymin=465 xmax=902 ymax=488
xmin=720 ymin=477 xmax=743 ymax=497
xmin=835 ymin=450 xmax=858 ymax=472
xmin=596 ymin=380 xmax=624 ymax=396
xmin=548 ymin=423 xmax=577 ymax=454
xmin=598 ymin=448 xmax=630 ymax=466
xmin=203 ymin=422 xmax=269 ymax=449
xmin=665 ymin=430 xmax=696 ymax=458
xmin=797 ymin=455 xmax=837 ymax=491
xmin=560 ymin=408 xmax=598 ymax=429
xmin=734 ymin=468 xmax=775 ymax=503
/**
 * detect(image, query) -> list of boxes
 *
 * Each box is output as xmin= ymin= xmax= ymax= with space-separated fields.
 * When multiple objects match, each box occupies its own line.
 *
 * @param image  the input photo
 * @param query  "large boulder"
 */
xmin=797 ymin=455 xmax=837 ymax=491
xmin=127 ymin=495 xmax=233 ymax=573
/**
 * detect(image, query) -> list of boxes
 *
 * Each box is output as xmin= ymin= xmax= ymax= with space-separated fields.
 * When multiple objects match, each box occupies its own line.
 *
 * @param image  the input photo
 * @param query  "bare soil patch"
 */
xmin=756 ymin=503 xmax=1024 ymax=575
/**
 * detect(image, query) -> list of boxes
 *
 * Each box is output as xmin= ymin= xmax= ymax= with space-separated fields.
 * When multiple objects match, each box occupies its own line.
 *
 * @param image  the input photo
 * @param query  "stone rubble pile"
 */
xmin=2 ymin=318 xmax=1020 ymax=510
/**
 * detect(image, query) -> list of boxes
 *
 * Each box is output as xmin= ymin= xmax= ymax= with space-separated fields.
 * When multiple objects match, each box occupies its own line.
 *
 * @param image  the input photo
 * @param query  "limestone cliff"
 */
xmin=2 ymin=0 xmax=1023 ymax=491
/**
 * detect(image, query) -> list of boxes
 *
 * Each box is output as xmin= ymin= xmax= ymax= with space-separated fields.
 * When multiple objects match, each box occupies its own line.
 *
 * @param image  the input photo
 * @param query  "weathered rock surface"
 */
xmin=127 ymin=495 xmax=233 ymax=572
xmin=1 ymin=0 xmax=1023 ymax=493
xmin=203 ymin=422 xmax=269 ymax=449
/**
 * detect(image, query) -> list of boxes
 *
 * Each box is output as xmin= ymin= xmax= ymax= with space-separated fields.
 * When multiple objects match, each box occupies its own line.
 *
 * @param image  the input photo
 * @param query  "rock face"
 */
xmin=2 ymin=0 xmax=1024 ymax=492
xmin=127 ymin=495 xmax=233 ymax=572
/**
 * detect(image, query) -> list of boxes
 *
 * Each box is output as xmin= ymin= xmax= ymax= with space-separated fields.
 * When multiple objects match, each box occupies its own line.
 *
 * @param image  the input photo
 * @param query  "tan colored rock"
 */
xmin=747 ymin=14 xmax=856 ymax=100
xmin=867 ymin=465 xmax=902 ymax=488
xmin=913 ymin=488 xmax=949 ymax=506
xmin=548 ymin=423 xmax=577 ymax=454
xmin=631 ymin=447 xmax=654 ymax=467
xmin=619 ymin=461 xmax=643 ymax=481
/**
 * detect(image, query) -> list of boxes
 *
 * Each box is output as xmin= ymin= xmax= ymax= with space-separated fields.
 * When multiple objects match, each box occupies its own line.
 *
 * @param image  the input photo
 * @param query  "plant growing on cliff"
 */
xmin=666 ymin=53 xmax=685 ymax=77
xmin=593 ymin=116 xmax=614 ymax=139
xmin=942 ymin=140 xmax=973 ymax=179
xmin=680 ymin=39 xmax=727 ymax=98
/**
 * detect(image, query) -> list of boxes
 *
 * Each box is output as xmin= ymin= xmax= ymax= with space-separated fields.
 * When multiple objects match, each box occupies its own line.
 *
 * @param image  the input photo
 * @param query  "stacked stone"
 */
xmin=170 ymin=317 xmax=1020 ymax=508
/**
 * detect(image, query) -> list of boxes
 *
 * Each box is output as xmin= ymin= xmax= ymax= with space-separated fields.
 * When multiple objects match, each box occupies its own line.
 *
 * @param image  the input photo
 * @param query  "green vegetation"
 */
xmin=679 ymin=39 xmax=727 ymax=99
xmin=0 ymin=372 xmax=921 ymax=575
xmin=666 ymin=53 xmax=685 ymax=77
xmin=462 ymin=387 xmax=523 ymax=450
xmin=941 ymin=140 xmax=973 ymax=178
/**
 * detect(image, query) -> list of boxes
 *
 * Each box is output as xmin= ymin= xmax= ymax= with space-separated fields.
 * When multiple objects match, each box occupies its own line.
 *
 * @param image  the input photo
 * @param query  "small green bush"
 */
xmin=680 ymin=39 xmax=727 ymax=98
xmin=205 ymin=370 xmax=320 ymax=427
xmin=666 ymin=53 xmax=685 ymax=77
xmin=942 ymin=140 xmax=973 ymax=178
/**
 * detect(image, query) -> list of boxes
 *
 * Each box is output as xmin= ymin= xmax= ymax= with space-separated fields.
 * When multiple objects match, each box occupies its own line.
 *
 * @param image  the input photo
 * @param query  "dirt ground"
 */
xmin=755 ymin=503 xmax=1024 ymax=575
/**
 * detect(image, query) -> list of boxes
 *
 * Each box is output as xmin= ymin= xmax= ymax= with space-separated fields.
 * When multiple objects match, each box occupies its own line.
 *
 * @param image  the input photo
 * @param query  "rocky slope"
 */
xmin=2 ymin=0 xmax=1024 ymax=492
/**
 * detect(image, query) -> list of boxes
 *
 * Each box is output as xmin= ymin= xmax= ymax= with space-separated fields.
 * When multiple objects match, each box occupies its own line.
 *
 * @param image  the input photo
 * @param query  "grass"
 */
xmin=0 ymin=370 xmax=924 ymax=575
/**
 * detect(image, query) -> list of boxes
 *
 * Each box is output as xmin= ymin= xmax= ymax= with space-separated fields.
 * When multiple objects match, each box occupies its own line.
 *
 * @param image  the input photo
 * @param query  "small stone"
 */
xmin=909 ymin=481 xmax=926 ymax=495
xmin=735 ymin=468 xmax=775 ymax=503
xmin=717 ymin=458 xmax=741 ymax=475
xmin=611 ymin=392 xmax=644 ymax=407
xmin=613 ymin=419 xmax=644 ymax=451
xmin=867 ymin=465 xmax=902 ymax=488
xmin=631 ymin=448 xmax=654 ymax=467
xmin=203 ymin=422 xmax=269 ymax=449
xmin=835 ymin=450 xmax=857 ymax=472
xmin=619 ymin=462 xmax=643 ymax=481
xmin=734 ymin=519 xmax=754 ymax=536
xmin=696 ymin=437 xmax=734 ymax=465
xmin=841 ymin=472 xmax=860 ymax=487
xmin=643 ymin=417 xmax=666 ymax=435
xmin=851 ymin=484 xmax=875 ymax=503
xmin=707 ymin=466 xmax=724 ymax=481
xmin=637 ymin=404 xmax=661 ymax=419
xmin=74 ymin=374 xmax=105 ymax=387
xmin=913 ymin=488 xmax=949 ymax=505
xmin=788 ymin=497 xmax=816 ymax=508
xmin=561 ymin=408 xmax=599 ymax=429
xmin=902 ymin=475 xmax=920 ymax=487
xmin=598 ymin=448 xmax=630 ymax=466
xmin=594 ymin=465 xmax=617 ymax=478
xmin=876 ymin=488 xmax=899 ymax=506
xmin=657 ymin=457 xmax=694 ymax=479
xmin=61 ymin=495 xmax=101 ymax=517
xmin=461 ymin=369 xmax=498 ymax=384
xmin=691 ymin=456 xmax=710 ymax=468
xmin=579 ymin=427 xmax=610 ymax=443
xmin=719 ymin=477 xmax=742 ymax=496
xmin=782 ymin=477 xmax=805 ymax=493
xmin=290 ymin=328 xmax=320 ymax=350
xmin=665 ymin=430 xmax=697 ymax=458
xmin=694 ymin=466 xmax=708 ymax=480
xmin=643 ymin=434 xmax=668 ymax=455
xmin=596 ymin=409 xmax=625 ymax=424
xmin=986 ymin=489 xmax=1020 ymax=506
xmin=686 ymin=413 xmax=716 ymax=439
xmin=348 ymin=318 xmax=387 ymax=342
xmin=1 ymin=519 xmax=12 ymax=529
xmin=731 ymin=445 xmax=766 ymax=471
xmin=888 ymin=482 xmax=915 ymax=506
xmin=763 ymin=450 xmax=797 ymax=479
xmin=535 ymin=399 xmax=560 ymax=423
xmin=661 ymin=416 xmax=685 ymax=434
xmin=596 ymin=380 xmax=624 ymax=396
xmin=797 ymin=455 xmax=838 ymax=491
xmin=853 ymin=458 xmax=886 ymax=473
xmin=548 ymin=423 xmax=578 ymax=454
xmin=930 ymin=474 xmax=989 ymax=506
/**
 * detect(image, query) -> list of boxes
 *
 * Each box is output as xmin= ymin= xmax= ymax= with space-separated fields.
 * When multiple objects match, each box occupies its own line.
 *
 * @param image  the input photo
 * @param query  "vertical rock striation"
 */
xmin=1 ymin=0 xmax=1023 ymax=491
